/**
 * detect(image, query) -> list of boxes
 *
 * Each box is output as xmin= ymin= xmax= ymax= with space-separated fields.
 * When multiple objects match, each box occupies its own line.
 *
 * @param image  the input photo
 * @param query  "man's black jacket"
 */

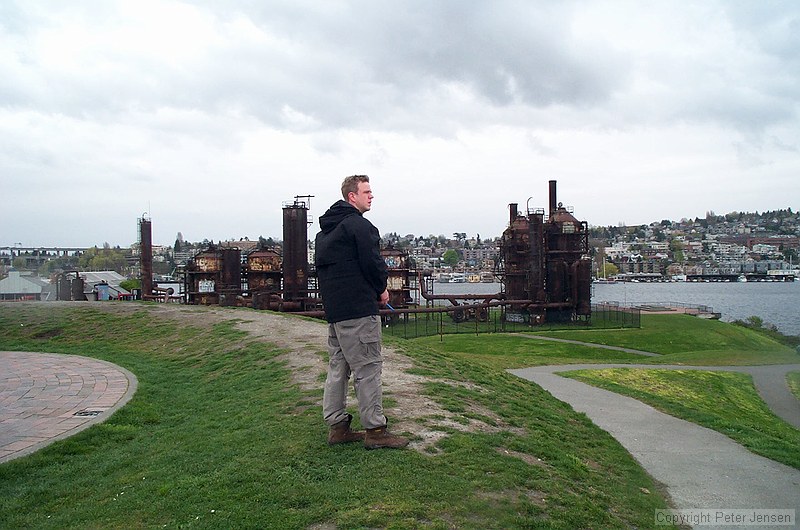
xmin=314 ymin=200 xmax=388 ymax=323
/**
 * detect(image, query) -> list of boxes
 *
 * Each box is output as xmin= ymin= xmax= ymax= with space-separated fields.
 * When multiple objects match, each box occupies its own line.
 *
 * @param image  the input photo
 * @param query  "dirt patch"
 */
xmin=475 ymin=488 xmax=548 ymax=509
xmin=32 ymin=327 xmax=64 ymax=339
xmin=495 ymin=447 xmax=550 ymax=468
xmin=83 ymin=302 xmax=527 ymax=453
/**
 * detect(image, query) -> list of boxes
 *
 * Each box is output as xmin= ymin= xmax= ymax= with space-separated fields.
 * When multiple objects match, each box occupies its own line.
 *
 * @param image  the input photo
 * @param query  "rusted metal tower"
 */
xmin=282 ymin=196 xmax=312 ymax=304
xmin=499 ymin=180 xmax=591 ymax=324
xmin=138 ymin=215 xmax=153 ymax=300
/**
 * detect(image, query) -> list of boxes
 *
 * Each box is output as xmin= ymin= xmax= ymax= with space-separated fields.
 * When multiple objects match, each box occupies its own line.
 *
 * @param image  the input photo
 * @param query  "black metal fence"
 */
xmin=381 ymin=303 xmax=641 ymax=340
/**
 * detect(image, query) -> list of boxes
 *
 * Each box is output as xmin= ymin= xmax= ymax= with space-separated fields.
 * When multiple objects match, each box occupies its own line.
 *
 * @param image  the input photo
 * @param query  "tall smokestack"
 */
xmin=548 ymin=180 xmax=557 ymax=214
xmin=139 ymin=216 xmax=153 ymax=298
xmin=509 ymin=203 xmax=518 ymax=224
xmin=282 ymin=198 xmax=309 ymax=302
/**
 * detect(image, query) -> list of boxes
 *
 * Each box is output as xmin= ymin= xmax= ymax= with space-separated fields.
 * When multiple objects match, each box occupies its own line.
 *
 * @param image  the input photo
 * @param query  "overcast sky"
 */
xmin=2 ymin=1 xmax=798 ymax=247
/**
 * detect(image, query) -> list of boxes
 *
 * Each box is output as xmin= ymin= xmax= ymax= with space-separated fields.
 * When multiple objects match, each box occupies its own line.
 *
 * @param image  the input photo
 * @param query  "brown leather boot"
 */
xmin=364 ymin=425 xmax=409 ymax=450
xmin=327 ymin=414 xmax=365 ymax=445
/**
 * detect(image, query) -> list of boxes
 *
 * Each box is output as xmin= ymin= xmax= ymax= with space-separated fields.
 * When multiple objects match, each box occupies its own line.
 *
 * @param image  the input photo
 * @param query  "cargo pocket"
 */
xmin=357 ymin=318 xmax=382 ymax=363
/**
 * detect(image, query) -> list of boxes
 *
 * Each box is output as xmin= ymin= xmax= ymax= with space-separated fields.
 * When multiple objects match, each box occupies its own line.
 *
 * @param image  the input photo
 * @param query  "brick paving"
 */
xmin=0 ymin=351 xmax=137 ymax=464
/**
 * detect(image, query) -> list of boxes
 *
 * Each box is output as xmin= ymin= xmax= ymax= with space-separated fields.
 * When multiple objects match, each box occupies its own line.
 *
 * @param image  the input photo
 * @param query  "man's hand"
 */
xmin=378 ymin=289 xmax=389 ymax=306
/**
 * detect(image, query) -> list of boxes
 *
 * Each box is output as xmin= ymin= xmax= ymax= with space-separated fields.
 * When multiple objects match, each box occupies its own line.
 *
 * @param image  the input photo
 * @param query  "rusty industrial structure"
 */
xmin=183 ymin=196 xmax=321 ymax=312
xmin=411 ymin=179 xmax=592 ymax=324
xmin=136 ymin=215 xmax=178 ymax=302
xmin=185 ymin=247 xmax=242 ymax=306
xmin=139 ymin=216 xmax=154 ymax=299
xmin=497 ymin=180 xmax=591 ymax=324
xmin=55 ymin=271 xmax=86 ymax=301
xmin=281 ymin=196 xmax=313 ymax=307
xmin=382 ymin=246 xmax=414 ymax=311
xmin=149 ymin=181 xmax=592 ymax=326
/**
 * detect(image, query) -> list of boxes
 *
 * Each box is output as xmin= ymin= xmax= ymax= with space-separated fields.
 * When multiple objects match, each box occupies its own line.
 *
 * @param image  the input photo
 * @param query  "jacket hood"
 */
xmin=319 ymin=200 xmax=360 ymax=234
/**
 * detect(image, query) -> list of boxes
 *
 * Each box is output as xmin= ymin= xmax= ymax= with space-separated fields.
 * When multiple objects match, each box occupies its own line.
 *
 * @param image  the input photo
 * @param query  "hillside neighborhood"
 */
xmin=378 ymin=208 xmax=799 ymax=281
xmin=1 ymin=208 xmax=798 ymax=300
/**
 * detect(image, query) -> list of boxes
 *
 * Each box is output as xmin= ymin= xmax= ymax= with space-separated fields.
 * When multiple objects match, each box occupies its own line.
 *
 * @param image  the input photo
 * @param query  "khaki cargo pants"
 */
xmin=322 ymin=315 xmax=387 ymax=430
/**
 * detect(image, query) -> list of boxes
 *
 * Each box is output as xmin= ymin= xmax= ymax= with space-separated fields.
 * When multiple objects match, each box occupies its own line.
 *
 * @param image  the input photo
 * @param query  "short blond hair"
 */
xmin=341 ymin=175 xmax=369 ymax=200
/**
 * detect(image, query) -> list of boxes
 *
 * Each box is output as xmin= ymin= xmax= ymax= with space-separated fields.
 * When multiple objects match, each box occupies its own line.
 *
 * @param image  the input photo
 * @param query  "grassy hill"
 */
xmin=2 ymin=304 xmax=796 ymax=528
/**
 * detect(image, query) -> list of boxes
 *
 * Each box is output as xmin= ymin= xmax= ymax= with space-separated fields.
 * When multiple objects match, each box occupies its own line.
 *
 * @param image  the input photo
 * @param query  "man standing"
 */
xmin=315 ymin=175 xmax=409 ymax=450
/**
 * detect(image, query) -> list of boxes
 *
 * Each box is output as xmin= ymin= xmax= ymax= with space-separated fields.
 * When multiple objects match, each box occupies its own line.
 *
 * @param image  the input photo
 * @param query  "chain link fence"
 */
xmin=381 ymin=303 xmax=641 ymax=340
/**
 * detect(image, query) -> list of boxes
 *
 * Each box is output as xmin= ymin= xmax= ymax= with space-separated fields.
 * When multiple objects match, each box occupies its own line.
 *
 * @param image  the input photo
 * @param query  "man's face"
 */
xmin=349 ymin=181 xmax=373 ymax=213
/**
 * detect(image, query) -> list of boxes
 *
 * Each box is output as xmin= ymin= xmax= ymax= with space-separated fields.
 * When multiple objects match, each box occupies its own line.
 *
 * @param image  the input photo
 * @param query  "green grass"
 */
xmin=533 ymin=314 xmax=800 ymax=365
xmin=561 ymin=369 xmax=800 ymax=470
xmin=412 ymin=312 xmax=800 ymax=367
xmin=789 ymin=371 xmax=800 ymax=400
xmin=0 ymin=303 xmax=672 ymax=529
xmin=414 ymin=313 xmax=800 ymax=472
xmin=414 ymin=313 xmax=800 ymax=369
xmin=731 ymin=316 xmax=800 ymax=349
xmin=413 ymin=333 xmax=648 ymax=368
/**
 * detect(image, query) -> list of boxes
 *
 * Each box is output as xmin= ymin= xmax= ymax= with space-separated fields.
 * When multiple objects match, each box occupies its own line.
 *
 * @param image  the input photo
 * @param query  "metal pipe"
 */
xmin=417 ymin=271 xmax=503 ymax=302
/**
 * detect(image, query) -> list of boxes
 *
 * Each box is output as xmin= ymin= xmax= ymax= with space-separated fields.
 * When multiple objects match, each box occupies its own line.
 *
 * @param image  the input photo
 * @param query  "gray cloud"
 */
xmin=1 ymin=1 xmax=628 ymax=130
xmin=1 ymin=1 xmax=798 ymax=246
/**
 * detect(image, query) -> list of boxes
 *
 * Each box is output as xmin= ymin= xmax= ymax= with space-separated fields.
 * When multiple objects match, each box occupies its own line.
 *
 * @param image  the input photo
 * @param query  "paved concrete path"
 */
xmin=510 ymin=363 xmax=800 ymax=516
xmin=0 ymin=351 xmax=137 ymax=464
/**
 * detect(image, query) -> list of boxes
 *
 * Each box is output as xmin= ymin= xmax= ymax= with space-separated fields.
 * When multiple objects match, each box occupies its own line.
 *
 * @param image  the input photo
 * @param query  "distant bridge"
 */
xmin=0 ymin=246 xmax=89 ymax=267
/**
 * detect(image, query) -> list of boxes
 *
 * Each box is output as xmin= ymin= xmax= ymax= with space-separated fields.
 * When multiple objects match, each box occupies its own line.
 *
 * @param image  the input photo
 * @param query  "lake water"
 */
xmin=429 ymin=280 xmax=800 ymax=337
xmin=591 ymin=281 xmax=799 ymax=337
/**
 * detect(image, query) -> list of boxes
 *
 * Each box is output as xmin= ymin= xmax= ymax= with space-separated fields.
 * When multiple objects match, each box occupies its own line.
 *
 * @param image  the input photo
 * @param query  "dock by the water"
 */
xmin=595 ymin=301 xmax=721 ymax=320
xmin=608 ymin=272 xmax=795 ymax=283
xmin=686 ymin=273 xmax=796 ymax=282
